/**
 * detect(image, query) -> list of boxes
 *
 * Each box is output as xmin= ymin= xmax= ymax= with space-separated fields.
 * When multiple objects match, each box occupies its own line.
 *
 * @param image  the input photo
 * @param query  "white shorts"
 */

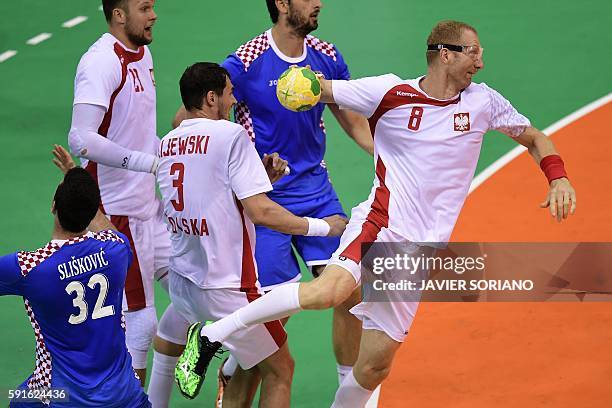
xmin=329 ymin=219 xmax=423 ymax=342
xmin=168 ymin=271 xmax=287 ymax=369
xmin=110 ymin=199 xmax=170 ymax=311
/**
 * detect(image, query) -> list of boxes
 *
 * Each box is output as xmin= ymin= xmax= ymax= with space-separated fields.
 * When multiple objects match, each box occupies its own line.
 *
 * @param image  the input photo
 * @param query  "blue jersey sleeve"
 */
xmin=222 ymin=54 xmax=247 ymax=103
xmin=0 ymin=253 xmax=23 ymax=296
xmin=333 ymin=46 xmax=351 ymax=80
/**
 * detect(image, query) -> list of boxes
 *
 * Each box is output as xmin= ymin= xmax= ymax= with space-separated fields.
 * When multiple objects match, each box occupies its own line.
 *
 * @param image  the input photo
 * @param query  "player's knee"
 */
xmin=125 ymin=306 xmax=158 ymax=368
xmin=308 ymin=288 xmax=336 ymax=309
xmin=272 ymin=353 xmax=295 ymax=381
xmin=306 ymin=280 xmax=347 ymax=310
xmin=356 ymin=360 xmax=392 ymax=386
xmin=261 ymin=352 xmax=294 ymax=385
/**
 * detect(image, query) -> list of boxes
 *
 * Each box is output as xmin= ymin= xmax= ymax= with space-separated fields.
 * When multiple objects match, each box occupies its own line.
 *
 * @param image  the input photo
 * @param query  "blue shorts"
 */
xmin=255 ymin=192 xmax=346 ymax=290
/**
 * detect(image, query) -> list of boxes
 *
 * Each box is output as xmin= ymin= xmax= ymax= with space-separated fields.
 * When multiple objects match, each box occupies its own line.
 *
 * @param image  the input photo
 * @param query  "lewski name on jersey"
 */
xmin=57 ymin=248 xmax=109 ymax=280
xmin=158 ymin=134 xmax=210 ymax=157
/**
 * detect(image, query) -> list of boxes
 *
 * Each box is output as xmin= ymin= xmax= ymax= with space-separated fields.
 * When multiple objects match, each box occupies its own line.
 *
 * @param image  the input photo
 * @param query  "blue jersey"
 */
xmin=0 ymin=230 xmax=149 ymax=407
xmin=222 ymin=29 xmax=351 ymax=205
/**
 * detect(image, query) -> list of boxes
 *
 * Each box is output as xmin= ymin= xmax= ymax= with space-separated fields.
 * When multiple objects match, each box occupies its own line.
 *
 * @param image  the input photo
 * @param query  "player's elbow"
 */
xmin=252 ymin=207 xmax=278 ymax=226
xmin=243 ymin=200 xmax=274 ymax=226
xmin=67 ymin=127 xmax=86 ymax=157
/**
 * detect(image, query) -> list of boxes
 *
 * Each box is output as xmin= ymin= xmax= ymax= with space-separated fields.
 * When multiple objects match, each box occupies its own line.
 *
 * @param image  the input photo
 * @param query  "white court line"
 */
xmin=469 ymin=92 xmax=612 ymax=194
xmin=62 ymin=16 xmax=88 ymax=28
xmin=0 ymin=50 xmax=18 ymax=63
xmin=26 ymin=33 xmax=52 ymax=46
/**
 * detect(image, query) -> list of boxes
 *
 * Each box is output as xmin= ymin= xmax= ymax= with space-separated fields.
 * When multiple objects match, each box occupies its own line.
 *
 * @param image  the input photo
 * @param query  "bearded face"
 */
xmin=122 ymin=0 xmax=156 ymax=47
xmin=286 ymin=1 xmax=320 ymax=37
xmin=124 ymin=16 xmax=153 ymax=46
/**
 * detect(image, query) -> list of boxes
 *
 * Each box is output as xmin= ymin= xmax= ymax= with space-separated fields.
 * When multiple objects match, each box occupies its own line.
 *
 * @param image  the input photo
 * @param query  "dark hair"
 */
xmin=266 ymin=0 xmax=288 ymax=23
xmin=53 ymin=168 xmax=101 ymax=233
xmin=102 ymin=0 xmax=128 ymax=22
xmin=180 ymin=62 xmax=230 ymax=111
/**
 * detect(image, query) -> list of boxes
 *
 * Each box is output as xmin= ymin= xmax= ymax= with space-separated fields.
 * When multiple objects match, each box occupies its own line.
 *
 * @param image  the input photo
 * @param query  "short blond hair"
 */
xmin=426 ymin=20 xmax=478 ymax=65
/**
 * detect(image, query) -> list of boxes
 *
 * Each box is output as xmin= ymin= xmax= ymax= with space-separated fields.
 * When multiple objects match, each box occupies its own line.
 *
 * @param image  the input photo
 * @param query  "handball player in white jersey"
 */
xmin=69 ymin=0 xmax=189 ymax=387
xmin=162 ymin=62 xmax=346 ymax=405
xmin=179 ymin=20 xmax=577 ymax=407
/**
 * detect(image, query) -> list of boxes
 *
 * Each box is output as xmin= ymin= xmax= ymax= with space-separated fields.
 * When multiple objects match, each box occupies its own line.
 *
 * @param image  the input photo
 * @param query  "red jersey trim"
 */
xmin=87 ymin=43 xmax=145 ymax=214
xmin=235 ymin=200 xmax=287 ymax=347
xmin=340 ymin=158 xmax=391 ymax=264
xmin=368 ymin=84 xmax=461 ymax=136
xmin=111 ymin=215 xmax=146 ymax=310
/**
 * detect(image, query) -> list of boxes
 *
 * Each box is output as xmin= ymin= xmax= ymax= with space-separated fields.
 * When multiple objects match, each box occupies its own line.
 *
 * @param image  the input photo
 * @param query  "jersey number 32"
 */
xmin=65 ymin=273 xmax=115 ymax=325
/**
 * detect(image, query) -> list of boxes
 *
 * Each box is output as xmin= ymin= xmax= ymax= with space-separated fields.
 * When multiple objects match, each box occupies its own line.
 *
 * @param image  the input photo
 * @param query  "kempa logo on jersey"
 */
xmin=396 ymin=90 xmax=419 ymax=98
xmin=454 ymin=113 xmax=471 ymax=131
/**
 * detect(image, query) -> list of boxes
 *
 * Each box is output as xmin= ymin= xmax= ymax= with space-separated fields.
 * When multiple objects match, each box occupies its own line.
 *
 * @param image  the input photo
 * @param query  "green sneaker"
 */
xmin=175 ymin=322 xmax=223 ymax=400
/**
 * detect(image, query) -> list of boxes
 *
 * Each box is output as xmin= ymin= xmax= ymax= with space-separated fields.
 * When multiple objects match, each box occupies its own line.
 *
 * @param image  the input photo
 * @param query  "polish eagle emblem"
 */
xmin=454 ymin=113 xmax=470 ymax=131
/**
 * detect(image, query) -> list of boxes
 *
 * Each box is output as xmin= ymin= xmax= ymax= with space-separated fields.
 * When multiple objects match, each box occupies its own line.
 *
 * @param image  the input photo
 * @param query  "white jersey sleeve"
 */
xmin=482 ymin=83 xmax=531 ymax=138
xmin=331 ymin=74 xmax=402 ymax=118
xmin=68 ymin=102 xmax=157 ymax=173
xmin=228 ymin=129 xmax=272 ymax=200
xmin=74 ymin=52 xmax=121 ymax=109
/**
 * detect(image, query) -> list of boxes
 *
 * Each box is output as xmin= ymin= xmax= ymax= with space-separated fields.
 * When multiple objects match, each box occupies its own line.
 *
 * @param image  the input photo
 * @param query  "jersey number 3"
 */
xmin=408 ymin=107 xmax=424 ymax=131
xmin=65 ymin=273 xmax=115 ymax=325
xmin=170 ymin=163 xmax=185 ymax=211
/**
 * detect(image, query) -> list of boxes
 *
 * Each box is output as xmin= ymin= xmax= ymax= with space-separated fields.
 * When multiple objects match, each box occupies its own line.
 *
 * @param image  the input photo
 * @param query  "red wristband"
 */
xmin=539 ymin=155 xmax=568 ymax=184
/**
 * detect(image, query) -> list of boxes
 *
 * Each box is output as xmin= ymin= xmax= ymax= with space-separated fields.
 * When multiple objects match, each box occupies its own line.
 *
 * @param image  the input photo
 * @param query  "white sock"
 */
xmin=147 ymin=351 xmax=178 ymax=408
xmin=337 ymin=364 xmax=352 ymax=385
xmin=201 ymin=283 xmax=302 ymax=343
xmin=222 ymin=354 xmax=239 ymax=377
xmin=331 ymin=369 xmax=374 ymax=408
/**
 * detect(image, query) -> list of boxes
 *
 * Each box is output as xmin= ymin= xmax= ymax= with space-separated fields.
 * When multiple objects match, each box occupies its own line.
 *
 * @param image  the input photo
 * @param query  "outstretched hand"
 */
xmin=540 ymin=177 xmax=577 ymax=222
xmin=52 ymin=144 xmax=77 ymax=175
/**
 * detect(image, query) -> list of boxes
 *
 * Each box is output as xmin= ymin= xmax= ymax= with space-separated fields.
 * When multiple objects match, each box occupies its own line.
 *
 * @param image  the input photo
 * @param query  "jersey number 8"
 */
xmin=408 ymin=107 xmax=424 ymax=131
xmin=65 ymin=273 xmax=115 ymax=325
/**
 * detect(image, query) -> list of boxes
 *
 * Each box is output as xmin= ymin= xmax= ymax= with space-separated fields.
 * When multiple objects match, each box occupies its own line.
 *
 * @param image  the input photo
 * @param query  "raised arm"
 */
xmin=515 ymin=127 xmax=576 ymax=222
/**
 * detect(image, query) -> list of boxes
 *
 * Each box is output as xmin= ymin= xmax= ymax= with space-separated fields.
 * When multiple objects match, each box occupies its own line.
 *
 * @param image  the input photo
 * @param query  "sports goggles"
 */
xmin=427 ymin=44 xmax=484 ymax=61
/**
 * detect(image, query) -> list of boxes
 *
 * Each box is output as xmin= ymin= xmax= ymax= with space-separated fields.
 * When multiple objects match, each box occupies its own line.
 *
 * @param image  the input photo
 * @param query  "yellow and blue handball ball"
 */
xmin=276 ymin=66 xmax=321 ymax=112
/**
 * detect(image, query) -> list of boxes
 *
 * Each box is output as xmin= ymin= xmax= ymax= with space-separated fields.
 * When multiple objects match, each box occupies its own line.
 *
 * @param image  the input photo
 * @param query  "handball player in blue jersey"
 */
xmin=172 ymin=0 xmax=373 ymax=403
xmin=0 ymin=148 xmax=150 ymax=407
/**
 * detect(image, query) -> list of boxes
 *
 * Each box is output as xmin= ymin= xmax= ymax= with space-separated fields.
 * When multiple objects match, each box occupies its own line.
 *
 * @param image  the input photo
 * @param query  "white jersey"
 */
xmin=332 ymin=74 xmax=530 ymax=243
xmin=157 ymin=118 xmax=273 ymax=289
xmin=73 ymin=33 xmax=158 ymax=220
